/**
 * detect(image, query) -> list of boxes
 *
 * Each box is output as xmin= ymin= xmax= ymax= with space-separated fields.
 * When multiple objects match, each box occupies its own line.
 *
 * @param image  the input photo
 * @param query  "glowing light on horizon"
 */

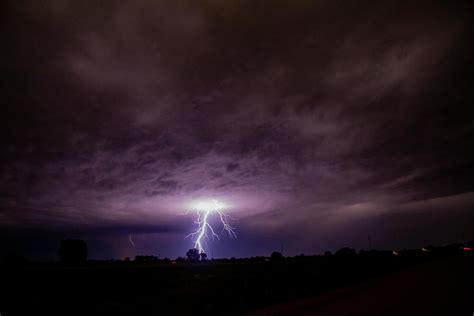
xmin=185 ymin=199 xmax=236 ymax=255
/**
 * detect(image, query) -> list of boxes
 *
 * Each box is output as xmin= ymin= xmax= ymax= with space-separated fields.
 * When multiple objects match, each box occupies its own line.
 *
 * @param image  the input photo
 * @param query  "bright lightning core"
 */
xmin=185 ymin=199 xmax=236 ymax=254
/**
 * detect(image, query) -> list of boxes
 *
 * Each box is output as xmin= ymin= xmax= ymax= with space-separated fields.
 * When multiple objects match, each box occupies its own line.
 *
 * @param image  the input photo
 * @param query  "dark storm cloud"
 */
xmin=1 ymin=0 xmax=474 ymax=258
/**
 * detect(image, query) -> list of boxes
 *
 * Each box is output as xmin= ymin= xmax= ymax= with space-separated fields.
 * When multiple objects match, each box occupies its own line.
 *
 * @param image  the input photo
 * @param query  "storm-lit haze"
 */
xmin=2 ymin=0 xmax=474 ymax=260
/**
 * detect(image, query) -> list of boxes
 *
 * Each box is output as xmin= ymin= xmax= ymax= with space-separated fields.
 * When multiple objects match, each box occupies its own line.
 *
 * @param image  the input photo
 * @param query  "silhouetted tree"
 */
xmin=200 ymin=252 xmax=208 ymax=261
xmin=58 ymin=239 xmax=88 ymax=264
xmin=186 ymin=248 xmax=200 ymax=262
xmin=270 ymin=251 xmax=283 ymax=261
xmin=335 ymin=247 xmax=357 ymax=257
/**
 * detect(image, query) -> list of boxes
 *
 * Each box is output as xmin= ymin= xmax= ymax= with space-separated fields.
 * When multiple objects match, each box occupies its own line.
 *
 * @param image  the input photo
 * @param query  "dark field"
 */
xmin=250 ymin=255 xmax=473 ymax=316
xmin=1 ymin=249 xmax=472 ymax=315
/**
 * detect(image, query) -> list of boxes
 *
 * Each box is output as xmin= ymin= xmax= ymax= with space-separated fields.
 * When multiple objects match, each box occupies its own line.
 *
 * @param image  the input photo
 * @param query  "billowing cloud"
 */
xmin=1 ymin=0 xmax=474 ymax=258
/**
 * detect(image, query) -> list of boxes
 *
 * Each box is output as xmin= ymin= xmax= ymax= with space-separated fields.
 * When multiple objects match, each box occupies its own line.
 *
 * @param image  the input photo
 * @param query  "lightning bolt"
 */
xmin=185 ymin=199 xmax=236 ymax=254
xmin=129 ymin=233 xmax=135 ymax=247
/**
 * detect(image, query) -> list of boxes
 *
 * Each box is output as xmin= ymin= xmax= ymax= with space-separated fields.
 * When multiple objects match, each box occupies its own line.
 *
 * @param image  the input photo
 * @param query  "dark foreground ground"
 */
xmin=249 ymin=255 xmax=474 ymax=316
xmin=1 ymin=252 xmax=472 ymax=315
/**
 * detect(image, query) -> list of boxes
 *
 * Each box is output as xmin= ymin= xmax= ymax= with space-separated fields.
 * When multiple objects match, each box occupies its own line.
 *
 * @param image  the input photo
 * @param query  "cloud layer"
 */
xmin=2 ymin=0 xmax=474 ymax=258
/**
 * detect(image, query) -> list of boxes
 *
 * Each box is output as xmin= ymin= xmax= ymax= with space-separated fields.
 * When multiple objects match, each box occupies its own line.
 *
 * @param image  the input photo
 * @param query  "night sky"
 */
xmin=2 ymin=0 xmax=474 ymax=260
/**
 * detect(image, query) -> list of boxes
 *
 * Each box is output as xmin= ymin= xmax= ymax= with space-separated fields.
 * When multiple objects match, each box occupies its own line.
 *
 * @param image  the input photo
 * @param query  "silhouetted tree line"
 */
xmin=135 ymin=255 xmax=159 ymax=263
xmin=2 ymin=239 xmax=471 ymax=266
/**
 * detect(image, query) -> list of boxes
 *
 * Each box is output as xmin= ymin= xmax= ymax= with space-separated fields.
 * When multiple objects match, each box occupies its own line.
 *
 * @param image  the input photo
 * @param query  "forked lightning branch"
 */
xmin=185 ymin=199 xmax=236 ymax=255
